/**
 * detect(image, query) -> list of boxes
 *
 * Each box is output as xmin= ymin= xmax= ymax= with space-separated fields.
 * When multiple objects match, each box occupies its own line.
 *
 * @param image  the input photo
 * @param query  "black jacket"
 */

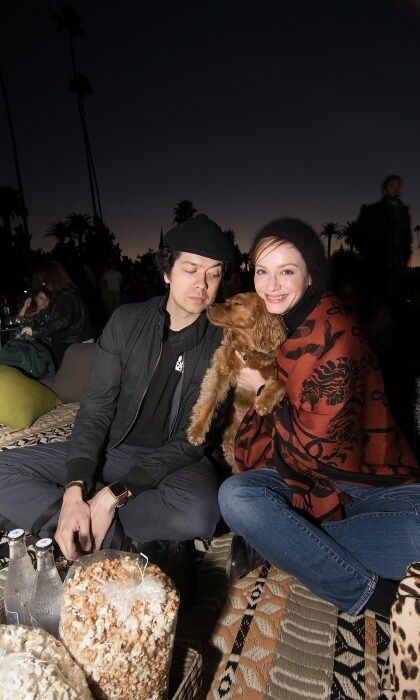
xmin=65 ymin=296 xmax=223 ymax=493
xmin=36 ymin=289 xmax=90 ymax=346
xmin=355 ymin=198 xmax=412 ymax=271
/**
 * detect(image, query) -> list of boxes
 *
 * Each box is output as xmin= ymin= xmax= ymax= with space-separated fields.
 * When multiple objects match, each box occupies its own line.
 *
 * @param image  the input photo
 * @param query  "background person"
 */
xmin=354 ymin=174 xmax=412 ymax=312
xmin=20 ymin=261 xmax=92 ymax=368
xmin=16 ymin=286 xmax=51 ymax=322
xmin=100 ymin=261 xmax=123 ymax=312
xmin=218 ymin=217 xmax=419 ymax=620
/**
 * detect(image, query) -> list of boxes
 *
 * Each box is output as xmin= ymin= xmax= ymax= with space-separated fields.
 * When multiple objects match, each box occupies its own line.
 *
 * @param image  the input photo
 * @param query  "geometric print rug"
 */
xmin=177 ymin=535 xmax=392 ymax=700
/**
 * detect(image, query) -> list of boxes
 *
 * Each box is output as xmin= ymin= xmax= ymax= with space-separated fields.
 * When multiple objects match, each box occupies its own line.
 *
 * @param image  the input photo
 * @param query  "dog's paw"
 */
xmin=254 ymin=381 xmax=285 ymax=416
xmin=187 ymin=424 xmax=206 ymax=445
xmin=254 ymin=395 xmax=271 ymax=416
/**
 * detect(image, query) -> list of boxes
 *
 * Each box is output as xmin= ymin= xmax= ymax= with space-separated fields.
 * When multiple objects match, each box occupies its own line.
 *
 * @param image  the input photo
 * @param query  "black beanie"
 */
xmin=163 ymin=213 xmax=236 ymax=263
xmin=251 ymin=217 xmax=331 ymax=298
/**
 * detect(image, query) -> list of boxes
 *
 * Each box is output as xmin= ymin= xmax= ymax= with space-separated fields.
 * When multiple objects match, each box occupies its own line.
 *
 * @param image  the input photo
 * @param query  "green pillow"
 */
xmin=0 ymin=366 xmax=62 ymax=429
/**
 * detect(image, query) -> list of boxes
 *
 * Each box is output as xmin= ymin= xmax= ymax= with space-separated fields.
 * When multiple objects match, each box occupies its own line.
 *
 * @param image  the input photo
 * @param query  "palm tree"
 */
xmin=0 ymin=185 xmax=27 ymax=252
xmin=342 ymin=220 xmax=360 ymax=253
xmin=173 ymin=199 xmax=197 ymax=225
xmin=44 ymin=221 xmax=71 ymax=244
xmin=321 ymin=221 xmax=342 ymax=260
xmin=0 ymin=63 xmax=30 ymax=244
xmin=67 ymin=71 xmax=103 ymax=220
xmin=66 ymin=212 xmax=91 ymax=255
xmin=414 ymin=224 xmax=420 ymax=249
xmin=223 ymin=228 xmax=241 ymax=266
xmin=67 ymin=72 xmax=92 ymax=97
xmin=84 ymin=218 xmax=121 ymax=274
xmin=54 ymin=5 xmax=102 ymax=221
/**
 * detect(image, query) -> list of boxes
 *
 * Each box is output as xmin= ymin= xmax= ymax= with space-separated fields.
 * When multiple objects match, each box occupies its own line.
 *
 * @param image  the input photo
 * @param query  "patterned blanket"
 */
xmin=178 ymin=535 xmax=392 ymax=700
xmin=0 ymin=403 xmax=78 ymax=449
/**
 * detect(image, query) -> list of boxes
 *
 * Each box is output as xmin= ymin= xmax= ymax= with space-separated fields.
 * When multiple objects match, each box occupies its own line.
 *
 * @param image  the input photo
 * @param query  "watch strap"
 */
xmin=64 ymin=480 xmax=87 ymax=499
xmin=108 ymin=481 xmax=132 ymax=507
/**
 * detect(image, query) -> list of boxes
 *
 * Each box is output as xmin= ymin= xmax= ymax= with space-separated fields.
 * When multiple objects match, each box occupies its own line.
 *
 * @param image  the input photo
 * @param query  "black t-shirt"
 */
xmin=124 ymin=326 xmax=183 ymax=448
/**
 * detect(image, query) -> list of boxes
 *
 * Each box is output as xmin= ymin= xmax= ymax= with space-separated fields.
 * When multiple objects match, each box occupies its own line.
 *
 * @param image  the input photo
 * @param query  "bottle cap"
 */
xmin=35 ymin=537 xmax=53 ymax=550
xmin=8 ymin=528 xmax=25 ymax=541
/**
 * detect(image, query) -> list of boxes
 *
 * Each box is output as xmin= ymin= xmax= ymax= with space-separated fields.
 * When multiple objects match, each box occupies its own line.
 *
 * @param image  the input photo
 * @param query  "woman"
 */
xmin=20 ymin=262 xmax=91 ymax=368
xmin=16 ymin=287 xmax=52 ymax=325
xmin=218 ymin=217 xmax=420 ymax=618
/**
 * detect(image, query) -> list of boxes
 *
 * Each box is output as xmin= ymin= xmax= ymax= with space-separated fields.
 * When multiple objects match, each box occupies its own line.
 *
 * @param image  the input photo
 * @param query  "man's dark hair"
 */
xmin=154 ymin=246 xmax=182 ymax=277
xmin=155 ymin=245 xmax=228 ymax=279
xmin=381 ymin=174 xmax=402 ymax=193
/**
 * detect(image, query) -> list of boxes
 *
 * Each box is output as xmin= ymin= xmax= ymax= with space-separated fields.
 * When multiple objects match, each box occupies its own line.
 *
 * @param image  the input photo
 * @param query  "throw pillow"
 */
xmin=42 ymin=343 xmax=96 ymax=402
xmin=0 ymin=366 xmax=61 ymax=429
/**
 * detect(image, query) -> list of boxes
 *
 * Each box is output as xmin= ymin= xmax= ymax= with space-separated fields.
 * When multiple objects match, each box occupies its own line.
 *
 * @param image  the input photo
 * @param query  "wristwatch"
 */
xmin=108 ymin=481 xmax=132 ymax=507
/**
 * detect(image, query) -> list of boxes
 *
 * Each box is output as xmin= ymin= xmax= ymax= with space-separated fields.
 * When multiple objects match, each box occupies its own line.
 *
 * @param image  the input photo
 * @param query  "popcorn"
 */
xmin=59 ymin=552 xmax=179 ymax=700
xmin=0 ymin=624 xmax=93 ymax=699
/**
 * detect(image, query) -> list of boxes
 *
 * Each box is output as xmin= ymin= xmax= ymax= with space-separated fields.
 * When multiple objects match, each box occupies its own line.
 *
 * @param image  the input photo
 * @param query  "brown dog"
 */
xmin=187 ymin=292 xmax=287 ymax=471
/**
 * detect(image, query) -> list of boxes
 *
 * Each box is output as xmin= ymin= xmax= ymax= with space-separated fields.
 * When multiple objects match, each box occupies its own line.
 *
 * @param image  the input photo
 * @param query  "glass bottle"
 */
xmin=30 ymin=537 xmax=62 ymax=637
xmin=3 ymin=528 xmax=36 ymax=625
xmin=0 ymin=296 xmax=11 ymax=326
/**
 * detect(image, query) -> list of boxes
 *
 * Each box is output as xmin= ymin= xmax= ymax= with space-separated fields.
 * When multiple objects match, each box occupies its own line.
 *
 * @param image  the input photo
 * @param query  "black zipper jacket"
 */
xmin=65 ymin=296 xmax=223 ymax=494
xmin=35 ymin=289 xmax=91 ymax=345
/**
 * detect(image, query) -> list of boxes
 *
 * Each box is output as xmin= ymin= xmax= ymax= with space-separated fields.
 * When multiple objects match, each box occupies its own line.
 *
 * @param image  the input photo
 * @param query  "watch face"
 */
xmin=110 ymin=481 xmax=127 ymax=498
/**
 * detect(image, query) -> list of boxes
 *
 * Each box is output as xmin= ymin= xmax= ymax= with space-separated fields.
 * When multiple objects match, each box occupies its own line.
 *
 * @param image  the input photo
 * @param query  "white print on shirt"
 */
xmin=175 ymin=355 xmax=184 ymax=372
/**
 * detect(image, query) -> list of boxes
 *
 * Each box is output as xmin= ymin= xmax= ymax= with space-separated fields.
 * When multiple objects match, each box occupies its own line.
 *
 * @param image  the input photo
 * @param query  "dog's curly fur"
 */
xmin=187 ymin=292 xmax=287 ymax=471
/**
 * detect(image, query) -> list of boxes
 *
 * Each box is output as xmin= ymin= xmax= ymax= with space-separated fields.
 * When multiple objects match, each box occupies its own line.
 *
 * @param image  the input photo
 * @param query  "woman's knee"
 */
xmin=400 ymin=512 xmax=420 ymax=555
xmin=218 ymin=474 xmax=268 ymax=532
xmin=218 ymin=475 xmax=248 ymax=515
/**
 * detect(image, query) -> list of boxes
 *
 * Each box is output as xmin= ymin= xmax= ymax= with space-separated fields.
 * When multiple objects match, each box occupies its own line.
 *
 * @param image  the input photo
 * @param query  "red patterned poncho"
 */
xmin=234 ymin=293 xmax=419 ymax=522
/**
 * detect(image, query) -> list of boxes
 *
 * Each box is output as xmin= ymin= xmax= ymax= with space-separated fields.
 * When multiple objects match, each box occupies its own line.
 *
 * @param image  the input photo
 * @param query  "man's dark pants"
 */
xmin=0 ymin=443 xmax=221 ymax=542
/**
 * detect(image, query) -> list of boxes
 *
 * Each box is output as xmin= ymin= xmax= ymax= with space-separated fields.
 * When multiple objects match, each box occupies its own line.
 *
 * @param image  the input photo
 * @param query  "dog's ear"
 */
xmin=221 ymin=327 xmax=236 ymax=346
xmin=253 ymin=301 xmax=287 ymax=353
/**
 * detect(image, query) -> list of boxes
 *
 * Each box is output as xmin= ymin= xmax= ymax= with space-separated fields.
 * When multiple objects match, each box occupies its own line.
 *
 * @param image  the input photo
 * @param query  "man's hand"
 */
xmin=88 ymin=487 xmax=118 ymax=551
xmin=55 ymin=486 xmax=92 ymax=560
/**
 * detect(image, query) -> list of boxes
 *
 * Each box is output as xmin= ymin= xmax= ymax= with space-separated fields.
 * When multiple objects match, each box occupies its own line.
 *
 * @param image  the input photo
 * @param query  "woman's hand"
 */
xmin=20 ymin=326 xmax=33 ymax=336
xmin=18 ymin=297 xmax=32 ymax=318
xmin=235 ymin=351 xmax=265 ymax=393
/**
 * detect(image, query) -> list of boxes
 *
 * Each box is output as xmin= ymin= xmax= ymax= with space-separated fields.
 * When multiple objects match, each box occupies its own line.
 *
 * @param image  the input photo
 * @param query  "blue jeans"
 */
xmin=218 ymin=469 xmax=420 ymax=614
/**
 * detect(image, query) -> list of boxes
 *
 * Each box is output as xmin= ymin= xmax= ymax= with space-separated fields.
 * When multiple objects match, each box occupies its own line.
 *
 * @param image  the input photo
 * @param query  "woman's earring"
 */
xmin=308 ymin=283 xmax=314 ymax=297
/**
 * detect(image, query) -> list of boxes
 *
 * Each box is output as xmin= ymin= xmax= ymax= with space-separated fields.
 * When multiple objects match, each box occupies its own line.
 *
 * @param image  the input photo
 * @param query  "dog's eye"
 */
xmin=233 ymin=301 xmax=242 ymax=306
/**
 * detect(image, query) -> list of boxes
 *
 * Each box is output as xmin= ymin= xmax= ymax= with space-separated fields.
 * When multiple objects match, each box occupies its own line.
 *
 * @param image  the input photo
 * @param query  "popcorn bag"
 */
xmin=59 ymin=550 xmax=180 ymax=700
xmin=0 ymin=624 xmax=93 ymax=699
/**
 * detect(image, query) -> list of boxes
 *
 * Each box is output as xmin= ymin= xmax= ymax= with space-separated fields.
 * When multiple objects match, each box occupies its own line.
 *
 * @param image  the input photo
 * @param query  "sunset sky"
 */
xmin=1 ymin=0 xmax=420 ymax=265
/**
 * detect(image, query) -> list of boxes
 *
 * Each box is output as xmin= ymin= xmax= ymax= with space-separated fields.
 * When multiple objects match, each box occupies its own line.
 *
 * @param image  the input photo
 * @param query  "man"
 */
xmin=354 ymin=174 xmax=412 ymax=309
xmin=0 ymin=214 xmax=235 ymax=567
xmin=100 ymin=262 xmax=123 ymax=312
